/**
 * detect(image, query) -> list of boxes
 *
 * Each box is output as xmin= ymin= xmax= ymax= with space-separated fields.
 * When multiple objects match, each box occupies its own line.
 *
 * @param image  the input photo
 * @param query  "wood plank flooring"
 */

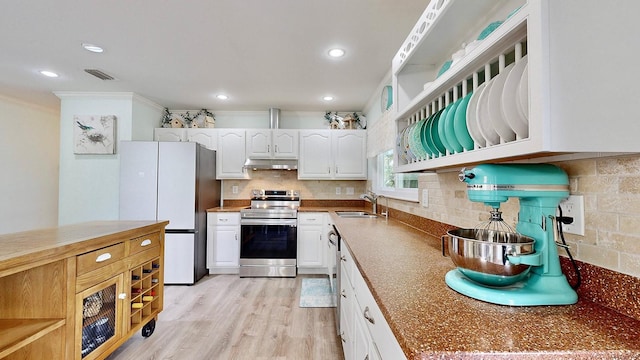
xmin=107 ymin=275 xmax=344 ymax=360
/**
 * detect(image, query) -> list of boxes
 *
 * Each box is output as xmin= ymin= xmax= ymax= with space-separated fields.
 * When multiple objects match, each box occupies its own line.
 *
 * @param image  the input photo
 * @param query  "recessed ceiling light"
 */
xmin=216 ymin=94 xmax=229 ymax=100
xmin=323 ymin=96 xmax=334 ymax=101
xmin=328 ymin=48 xmax=345 ymax=58
xmin=82 ymin=43 xmax=104 ymax=53
xmin=40 ymin=70 xmax=59 ymax=78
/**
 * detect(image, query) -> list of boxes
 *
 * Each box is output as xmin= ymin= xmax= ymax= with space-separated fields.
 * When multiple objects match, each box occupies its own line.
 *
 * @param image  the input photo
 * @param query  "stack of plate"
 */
xmin=397 ymin=56 xmax=529 ymax=162
xmin=466 ymin=55 xmax=529 ymax=147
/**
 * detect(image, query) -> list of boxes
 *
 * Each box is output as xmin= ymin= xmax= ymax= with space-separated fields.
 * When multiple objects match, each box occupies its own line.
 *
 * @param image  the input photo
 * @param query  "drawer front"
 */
xmin=77 ymin=243 xmax=126 ymax=275
xmin=298 ymin=212 xmax=326 ymax=225
xmin=129 ymin=232 xmax=161 ymax=256
xmin=128 ymin=245 xmax=162 ymax=268
xmin=210 ymin=212 xmax=240 ymax=225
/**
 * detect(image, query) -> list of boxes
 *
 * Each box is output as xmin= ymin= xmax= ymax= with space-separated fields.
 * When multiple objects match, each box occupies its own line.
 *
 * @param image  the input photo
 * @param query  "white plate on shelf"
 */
xmin=502 ymin=56 xmax=529 ymax=138
xmin=487 ymin=62 xmax=516 ymax=142
xmin=476 ymin=78 xmax=501 ymax=146
xmin=466 ymin=82 xmax=487 ymax=148
xmin=518 ymin=63 xmax=529 ymax=122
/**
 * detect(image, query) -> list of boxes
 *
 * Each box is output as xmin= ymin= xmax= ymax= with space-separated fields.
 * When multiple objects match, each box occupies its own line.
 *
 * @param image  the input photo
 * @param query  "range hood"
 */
xmin=244 ymin=158 xmax=298 ymax=170
xmin=243 ymin=108 xmax=299 ymax=171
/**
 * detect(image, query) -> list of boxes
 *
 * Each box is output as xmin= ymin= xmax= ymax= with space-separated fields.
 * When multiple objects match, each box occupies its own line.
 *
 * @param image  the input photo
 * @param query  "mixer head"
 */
xmin=459 ymin=164 xmax=570 ymax=208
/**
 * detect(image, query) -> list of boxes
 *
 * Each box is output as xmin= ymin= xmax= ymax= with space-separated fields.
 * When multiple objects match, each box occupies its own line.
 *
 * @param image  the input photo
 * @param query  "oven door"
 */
xmin=239 ymin=218 xmax=297 ymax=277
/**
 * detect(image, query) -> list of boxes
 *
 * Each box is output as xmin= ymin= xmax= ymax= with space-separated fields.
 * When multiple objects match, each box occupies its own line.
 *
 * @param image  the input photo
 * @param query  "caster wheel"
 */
xmin=141 ymin=319 xmax=156 ymax=337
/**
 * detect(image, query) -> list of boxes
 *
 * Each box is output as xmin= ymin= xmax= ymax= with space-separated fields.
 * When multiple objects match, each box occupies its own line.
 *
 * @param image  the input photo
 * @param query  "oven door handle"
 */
xmin=240 ymin=218 xmax=297 ymax=226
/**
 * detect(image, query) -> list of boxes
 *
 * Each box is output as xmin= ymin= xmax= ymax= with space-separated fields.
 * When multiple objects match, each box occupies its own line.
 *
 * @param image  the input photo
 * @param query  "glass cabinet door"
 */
xmin=76 ymin=274 xmax=124 ymax=360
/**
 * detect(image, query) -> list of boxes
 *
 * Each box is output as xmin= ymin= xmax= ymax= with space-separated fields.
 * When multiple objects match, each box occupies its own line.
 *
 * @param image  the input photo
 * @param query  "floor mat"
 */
xmin=299 ymin=277 xmax=336 ymax=308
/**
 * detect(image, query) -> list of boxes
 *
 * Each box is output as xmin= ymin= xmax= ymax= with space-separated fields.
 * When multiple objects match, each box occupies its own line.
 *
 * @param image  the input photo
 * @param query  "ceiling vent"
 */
xmin=84 ymin=69 xmax=116 ymax=80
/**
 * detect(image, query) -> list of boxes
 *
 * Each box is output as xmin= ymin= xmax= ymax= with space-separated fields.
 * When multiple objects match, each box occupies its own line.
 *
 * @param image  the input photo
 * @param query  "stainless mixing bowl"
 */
xmin=445 ymin=228 xmax=535 ymax=286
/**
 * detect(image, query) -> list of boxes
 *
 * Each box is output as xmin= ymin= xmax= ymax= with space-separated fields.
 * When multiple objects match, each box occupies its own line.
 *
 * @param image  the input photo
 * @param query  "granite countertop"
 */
xmin=330 ymin=213 xmax=640 ymax=360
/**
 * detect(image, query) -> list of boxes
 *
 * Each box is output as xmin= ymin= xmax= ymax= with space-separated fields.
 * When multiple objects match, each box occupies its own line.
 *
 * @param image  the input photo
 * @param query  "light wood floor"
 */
xmin=107 ymin=275 xmax=344 ymax=360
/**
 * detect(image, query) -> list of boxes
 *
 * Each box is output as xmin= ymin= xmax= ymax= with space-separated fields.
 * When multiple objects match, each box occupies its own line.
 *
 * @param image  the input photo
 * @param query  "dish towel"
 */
xmin=299 ymin=278 xmax=337 ymax=308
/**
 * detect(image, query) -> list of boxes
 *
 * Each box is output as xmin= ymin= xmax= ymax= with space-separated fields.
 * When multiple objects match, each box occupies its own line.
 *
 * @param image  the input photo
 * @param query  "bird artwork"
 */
xmin=73 ymin=115 xmax=116 ymax=154
xmin=76 ymin=121 xmax=94 ymax=131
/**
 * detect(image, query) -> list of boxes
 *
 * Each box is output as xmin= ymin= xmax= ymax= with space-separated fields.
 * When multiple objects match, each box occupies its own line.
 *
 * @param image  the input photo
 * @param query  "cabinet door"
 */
xmin=187 ymin=129 xmax=218 ymax=150
xmin=273 ymin=130 xmax=298 ymax=158
xmin=333 ymin=131 xmax=367 ymax=179
xmin=297 ymin=225 xmax=324 ymax=267
xmin=354 ymin=307 xmax=370 ymax=360
xmin=216 ymin=130 xmax=247 ymax=179
xmin=154 ymin=128 xmax=186 ymax=142
xmin=246 ymin=129 xmax=271 ymax=158
xmin=298 ymin=130 xmax=332 ymax=179
xmin=340 ymin=275 xmax=355 ymax=360
xmin=75 ymin=274 xmax=125 ymax=360
xmin=213 ymin=225 xmax=240 ymax=267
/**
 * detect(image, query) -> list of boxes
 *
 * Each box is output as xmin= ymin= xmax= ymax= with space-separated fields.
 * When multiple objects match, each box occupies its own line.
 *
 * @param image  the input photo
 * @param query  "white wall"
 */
xmin=56 ymin=92 xmax=163 ymax=226
xmin=0 ymin=95 xmax=60 ymax=234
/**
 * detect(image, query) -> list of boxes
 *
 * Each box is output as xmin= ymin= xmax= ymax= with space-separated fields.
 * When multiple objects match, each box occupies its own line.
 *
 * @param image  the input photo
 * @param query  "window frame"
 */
xmin=370 ymin=149 xmax=419 ymax=202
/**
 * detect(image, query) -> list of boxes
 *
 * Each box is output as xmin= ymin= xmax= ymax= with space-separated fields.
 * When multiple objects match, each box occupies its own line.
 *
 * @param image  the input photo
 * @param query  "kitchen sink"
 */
xmin=335 ymin=211 xmax=377 ymax=218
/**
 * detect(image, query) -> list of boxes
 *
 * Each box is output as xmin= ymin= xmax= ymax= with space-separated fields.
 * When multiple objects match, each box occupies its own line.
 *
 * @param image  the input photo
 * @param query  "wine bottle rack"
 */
xmin=129 ymin=258 xmax=161 ymax=327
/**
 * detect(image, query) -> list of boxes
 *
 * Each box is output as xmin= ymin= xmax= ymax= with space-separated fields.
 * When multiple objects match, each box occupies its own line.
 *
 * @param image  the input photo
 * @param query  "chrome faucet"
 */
xmin=378 ymin=194 xmax=389 ymax=220
xmin=360 ymin=191 xmax=378 ymax=214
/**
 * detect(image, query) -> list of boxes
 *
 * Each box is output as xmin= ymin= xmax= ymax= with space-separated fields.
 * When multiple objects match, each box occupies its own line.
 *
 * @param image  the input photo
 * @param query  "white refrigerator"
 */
xmin=119 ymin=141 xmax=220 ymax=284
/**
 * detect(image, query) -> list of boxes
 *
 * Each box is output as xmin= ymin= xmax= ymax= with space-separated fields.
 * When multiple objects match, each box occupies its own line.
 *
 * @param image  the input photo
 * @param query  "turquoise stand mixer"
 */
xmin=444 ymin=163 xmax=578 ymax=306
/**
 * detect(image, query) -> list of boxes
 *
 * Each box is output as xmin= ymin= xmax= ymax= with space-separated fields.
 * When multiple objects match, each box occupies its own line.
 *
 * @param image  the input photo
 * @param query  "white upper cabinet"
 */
xmin=186 ymin=129 xmax=218 ymax=150
xmin=333 ymin=131 xmax=367 ymax=179
xmin=154 ymin=128 xmax=218 ymax=150
xmin=298 ymin=130 xmax=367 ymax=180
xmin=154 ymin=128 xmax=186 ymax=142
xmin=246 ymin=129 xmax=298 ymax=159
xmin=392 ymin=0 xmax=640 ymax=172
xmin=216 ymin=129 xmax=247 ymax=179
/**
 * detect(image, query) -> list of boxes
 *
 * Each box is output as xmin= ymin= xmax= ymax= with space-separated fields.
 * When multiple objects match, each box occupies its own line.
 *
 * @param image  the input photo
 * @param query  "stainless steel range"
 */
xmin=239 ymin=189 xmax=300 ymax=277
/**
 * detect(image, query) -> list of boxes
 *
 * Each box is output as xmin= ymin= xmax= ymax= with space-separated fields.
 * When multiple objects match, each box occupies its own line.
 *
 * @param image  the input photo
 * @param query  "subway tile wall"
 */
xmin=368 ymin=109 xmax=640 ymax=278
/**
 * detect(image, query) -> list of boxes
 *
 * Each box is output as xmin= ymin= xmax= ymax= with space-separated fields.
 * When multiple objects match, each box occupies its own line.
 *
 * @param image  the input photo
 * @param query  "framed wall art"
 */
xmin=73 ymin=115 xmax=117 ymax=154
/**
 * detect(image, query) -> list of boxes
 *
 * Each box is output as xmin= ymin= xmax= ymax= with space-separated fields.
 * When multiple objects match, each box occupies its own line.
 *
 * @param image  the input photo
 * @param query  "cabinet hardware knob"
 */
xmin=96 ymin=253 xmax=112 ymax=263
xmin=141 ymin=239 xmax=152 ymax=247
xmin=340 ymin=255 xmax=346 ymax=262
xmin=363 ymin=306 xmax=375 ymax=324
xmin=340 ymin=332 xmax=346 ymax=343
xmin=341 ymin=289 xmax=347 ymax=298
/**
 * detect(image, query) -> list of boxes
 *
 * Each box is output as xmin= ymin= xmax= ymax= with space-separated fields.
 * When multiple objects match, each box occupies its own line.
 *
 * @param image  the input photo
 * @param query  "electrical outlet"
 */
xmin=335 ymin=187 xmax=341 ymax=195
xmin=232 ymin=185 xmax=238 ymax=194
xmin=559 ymin=195 xmax=585 ymax=236
xmin=346 ymin=187 xmax=354 ymax=195
xmin=421 ymin=189 xmax=429 ymax=207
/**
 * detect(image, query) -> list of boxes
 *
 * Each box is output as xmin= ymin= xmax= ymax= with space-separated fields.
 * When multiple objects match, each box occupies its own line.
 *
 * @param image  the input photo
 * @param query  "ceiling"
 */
xmin=1 ymin=0 xmax=426 ymax=113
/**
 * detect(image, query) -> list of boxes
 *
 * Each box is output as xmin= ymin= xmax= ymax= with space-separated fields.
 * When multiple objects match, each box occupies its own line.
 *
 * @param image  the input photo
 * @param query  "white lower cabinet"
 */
xmin=297 ymin=213 xmax=327 ymax=273
xmin=340 ymin=244 xmax=406 ymax=360
xmin=207 ymin=212 xmax=240 ymax=274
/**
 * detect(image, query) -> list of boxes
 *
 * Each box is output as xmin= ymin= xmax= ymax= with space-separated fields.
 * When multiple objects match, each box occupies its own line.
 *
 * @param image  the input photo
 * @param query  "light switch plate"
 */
xmin=346 ymin=187 xmax=354 ymax=195
xmin=232 ymin=185 xmax=238 ymax=194
xmin=335 ymin=187 xmax=341 ymax=195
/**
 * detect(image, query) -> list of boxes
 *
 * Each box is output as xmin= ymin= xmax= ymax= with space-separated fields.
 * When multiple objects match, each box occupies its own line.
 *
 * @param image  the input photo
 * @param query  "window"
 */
xmin=371 ymin=149 xmax=419 ymax=201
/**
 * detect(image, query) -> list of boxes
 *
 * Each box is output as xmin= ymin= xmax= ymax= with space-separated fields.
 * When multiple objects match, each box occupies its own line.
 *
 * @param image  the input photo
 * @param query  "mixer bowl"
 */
xmin=446 ymin=228 xmax=535 ymax=286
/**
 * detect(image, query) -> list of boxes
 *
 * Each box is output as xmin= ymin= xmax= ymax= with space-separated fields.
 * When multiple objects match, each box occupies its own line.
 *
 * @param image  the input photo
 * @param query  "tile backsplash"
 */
xmin=221 ymin=170 xmax=366 ymax=200
xmin=367 ymin=108 xmax=639 ymax=278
